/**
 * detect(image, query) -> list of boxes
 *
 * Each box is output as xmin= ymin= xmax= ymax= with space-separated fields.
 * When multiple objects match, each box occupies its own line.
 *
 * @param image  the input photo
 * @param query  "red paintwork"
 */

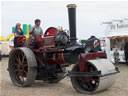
xmin=32 ymin=47 xmax=65 ymax=65
xmin=79 ymin=52 xmax=107 ymax=72
xmin=9 ymin=36 xmax=26 ymax=50
xmin=44 ymin=27 xmax=58 ymax=37
xmin=43 ymin=49 xmax=65 ymax=64
xmin=34 ymin=37 xmax=44 ymax=48
xmin=9 ymin=46 xmax=14 ymax=49
xmin=33 ymin=36 xmax=56 ymax=48
xmin=43 ymin=36 xmax=55 ymax=47
xmin=17 ymin=36 xmax=26 ymax=45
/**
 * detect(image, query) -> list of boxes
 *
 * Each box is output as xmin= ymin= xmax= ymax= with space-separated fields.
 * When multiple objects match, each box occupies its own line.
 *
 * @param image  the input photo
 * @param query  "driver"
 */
xmin=30 ymin=19 xmax=43 ymax=37
xmin=14 ymin=23 xmax=23 ymax=48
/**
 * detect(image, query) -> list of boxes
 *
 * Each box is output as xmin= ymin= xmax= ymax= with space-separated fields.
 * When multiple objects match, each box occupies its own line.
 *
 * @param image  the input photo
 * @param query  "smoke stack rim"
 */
xmin=67 ymin=4 xmax=77 ymax=8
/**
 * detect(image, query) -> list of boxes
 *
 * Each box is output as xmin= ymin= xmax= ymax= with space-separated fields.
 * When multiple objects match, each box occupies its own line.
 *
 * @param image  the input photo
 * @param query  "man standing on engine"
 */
xmin=30 ymin=19 xmax=43 ymax=37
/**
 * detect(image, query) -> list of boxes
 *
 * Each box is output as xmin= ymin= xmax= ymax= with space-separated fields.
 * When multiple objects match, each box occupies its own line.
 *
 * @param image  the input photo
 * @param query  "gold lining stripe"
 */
xmin=43 ymin=36 xmax=55 ymax=39
xmin=67 ymin=4 xmax=77 ymax=8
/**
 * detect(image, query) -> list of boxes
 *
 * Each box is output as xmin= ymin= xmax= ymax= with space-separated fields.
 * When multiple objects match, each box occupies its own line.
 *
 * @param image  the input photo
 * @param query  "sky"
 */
xmin=1 ymin=1 xmax=128 ymax=39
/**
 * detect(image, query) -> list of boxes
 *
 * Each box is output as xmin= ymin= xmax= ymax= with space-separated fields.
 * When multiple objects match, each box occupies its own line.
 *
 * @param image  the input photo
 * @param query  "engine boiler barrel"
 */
xmin=67 ymin=4 xmax=77 ymax=44
xmin=43 ymin=51 xmax=79 ymax=65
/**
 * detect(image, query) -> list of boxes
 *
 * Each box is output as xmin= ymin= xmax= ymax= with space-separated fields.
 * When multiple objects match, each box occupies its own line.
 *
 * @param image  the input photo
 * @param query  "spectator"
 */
xmin=113 ymin=48 xmax=119 ymax=65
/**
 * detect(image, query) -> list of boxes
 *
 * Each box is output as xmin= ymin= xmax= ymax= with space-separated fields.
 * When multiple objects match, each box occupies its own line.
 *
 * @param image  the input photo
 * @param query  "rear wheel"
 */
xmin=71 ymin=63 xmax=99 ymax=94
xmin=8 ymin=48 xmax=37 ymax=87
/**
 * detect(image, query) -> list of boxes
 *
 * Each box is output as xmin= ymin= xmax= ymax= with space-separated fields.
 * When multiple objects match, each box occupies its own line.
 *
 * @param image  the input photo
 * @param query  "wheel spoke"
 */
xmin=15 ymin=63 xmax=19 ymax=66
xmin=23 ymin=63 xmax=28 ymax=67
xmin=15 ymin=69 xmax=19 ymax=72
xmin=15 ymin=57 xmax=20 ymax=63
xmin=9 ymin=48 xmax=37 ymax=87
xmin=15 ymin=58 xmax=19 ymax=63
xmin=18 ymin=53 xmax=22 ymax=63
xmin=87 ymin=82 xmax=93 ymax=89
xmin=72 ymin=64 xmax=99 ymax=92
xmin=19 ymin=76 xmax=24 ymax=82
xmin=24 ymin=70 xmax=27 ymax=74
xmin=14 ymin=51 xmax=28 ymax=84
xmin=19 ymin=70 xmax=25 ymax=82
xmin=21 ymin=52 xmax=25 ymax=64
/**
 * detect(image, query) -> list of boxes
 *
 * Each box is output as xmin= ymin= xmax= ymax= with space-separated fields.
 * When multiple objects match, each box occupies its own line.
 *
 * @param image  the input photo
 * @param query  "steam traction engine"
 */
xmin=8 ymin=4 xmax=119 ymax=94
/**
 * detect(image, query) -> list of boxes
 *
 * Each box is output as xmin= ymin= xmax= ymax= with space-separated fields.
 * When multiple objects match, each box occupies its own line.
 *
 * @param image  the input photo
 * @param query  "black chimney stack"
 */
xmin=67 ymin=4 xmax=77 ymax=44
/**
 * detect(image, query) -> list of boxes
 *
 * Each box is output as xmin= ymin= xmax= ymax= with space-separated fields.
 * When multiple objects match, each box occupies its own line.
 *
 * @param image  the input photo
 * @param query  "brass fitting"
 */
xmin=67 ymin=4 xmax=77 ymax=8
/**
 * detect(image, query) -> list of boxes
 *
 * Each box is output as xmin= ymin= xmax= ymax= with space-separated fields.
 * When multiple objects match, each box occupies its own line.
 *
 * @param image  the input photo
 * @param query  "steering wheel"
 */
xmin=17 ymin=36 xmax=26 ymax=45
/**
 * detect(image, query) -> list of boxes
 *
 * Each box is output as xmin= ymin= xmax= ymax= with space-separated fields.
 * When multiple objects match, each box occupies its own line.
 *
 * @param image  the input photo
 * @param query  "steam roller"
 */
xmin=8 ymin=4 xmax=119 ymax=94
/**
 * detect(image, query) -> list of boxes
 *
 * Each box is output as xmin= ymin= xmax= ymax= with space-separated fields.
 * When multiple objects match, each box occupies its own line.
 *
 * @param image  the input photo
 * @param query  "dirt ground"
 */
xmin=0 ymin=58 xmax=128 ymax=96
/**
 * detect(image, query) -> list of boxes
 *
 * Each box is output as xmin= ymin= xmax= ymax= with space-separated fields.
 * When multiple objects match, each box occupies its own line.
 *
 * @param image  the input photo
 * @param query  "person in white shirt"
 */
xmin=30 ymin=19 xmax=43 ymax=37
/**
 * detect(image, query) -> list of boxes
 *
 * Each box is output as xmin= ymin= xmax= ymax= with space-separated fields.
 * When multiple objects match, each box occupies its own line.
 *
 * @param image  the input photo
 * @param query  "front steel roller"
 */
xmin=8 ymin=47 xmax=37 ymax=87
xmin=71 ymin=59 xmax=117 ymax=94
